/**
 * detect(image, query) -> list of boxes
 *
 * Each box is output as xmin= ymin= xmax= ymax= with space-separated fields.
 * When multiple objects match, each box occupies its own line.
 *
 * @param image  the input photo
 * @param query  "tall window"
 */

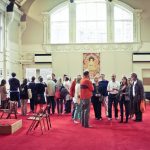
xmin=49 ymin=1 xmax=135 ymax=44
xmin=50 ymin=5 xmax=69 ymax=44
xmin=114 ymin=5 xmax=133 ymax=42
xmin=76 ymin=1 xmax=107 ymax=43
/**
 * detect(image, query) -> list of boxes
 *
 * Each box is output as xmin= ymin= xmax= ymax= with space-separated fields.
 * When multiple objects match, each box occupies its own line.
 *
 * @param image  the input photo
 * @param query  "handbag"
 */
xmin=140 ymin=100 xmax=146 ymax=113
xmin=28 ymin=89 xmax=32 ymax=99
xmin=99 ymin=95 xmax=103 ymax=102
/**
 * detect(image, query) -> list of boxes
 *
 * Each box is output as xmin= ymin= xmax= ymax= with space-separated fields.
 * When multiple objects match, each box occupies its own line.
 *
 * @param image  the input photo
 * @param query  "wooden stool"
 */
xmin=0 ymin=101 xmax=17 ymax=119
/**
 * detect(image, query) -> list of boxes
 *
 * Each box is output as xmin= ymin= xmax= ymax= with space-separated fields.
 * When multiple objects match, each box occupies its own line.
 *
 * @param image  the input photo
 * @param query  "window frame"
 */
xmin=46 ymin=0 xmax=140 ymax=44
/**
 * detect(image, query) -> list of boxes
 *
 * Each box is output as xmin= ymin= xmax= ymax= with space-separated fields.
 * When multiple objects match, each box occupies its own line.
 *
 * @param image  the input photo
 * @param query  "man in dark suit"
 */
xmin=131 ymin=73 xmax=144 ymax=122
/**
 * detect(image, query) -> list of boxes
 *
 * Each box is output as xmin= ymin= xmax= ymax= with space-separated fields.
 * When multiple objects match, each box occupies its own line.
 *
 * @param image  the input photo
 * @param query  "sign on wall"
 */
xmin=83 ymin=53 xmax=100 ymax=79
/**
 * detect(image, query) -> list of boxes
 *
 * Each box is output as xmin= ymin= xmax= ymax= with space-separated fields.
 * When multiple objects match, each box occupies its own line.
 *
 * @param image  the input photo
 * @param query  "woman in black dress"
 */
xmin=20 ymin=79 xmax=28 ymax=116
xmin=91 ymin=76 xmax=102 ymax=120
xmin=28 ymin=76 xmax=36 ymax=113
xmin=35 ymin=77 xmax=47 ymax=113
xmin=119 ymin=76 xmax=130 ymax=123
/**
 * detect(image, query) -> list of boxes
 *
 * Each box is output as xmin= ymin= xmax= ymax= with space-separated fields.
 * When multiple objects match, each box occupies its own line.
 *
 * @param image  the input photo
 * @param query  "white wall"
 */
xmin=0 ymin=1 xmax=22 ymax=81
xmin=20 ymin=0 xmax=150 ymax=82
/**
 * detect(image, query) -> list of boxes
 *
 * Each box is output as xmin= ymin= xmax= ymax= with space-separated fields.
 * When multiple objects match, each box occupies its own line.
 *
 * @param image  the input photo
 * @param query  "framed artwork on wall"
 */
xmin=83 ymin=53 xmax=100 ymax=79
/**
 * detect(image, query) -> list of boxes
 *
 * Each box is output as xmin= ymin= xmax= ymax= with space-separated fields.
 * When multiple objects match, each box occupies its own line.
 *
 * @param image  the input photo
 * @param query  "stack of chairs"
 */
xmin=27 ymin=105 xmax=52 ymax=134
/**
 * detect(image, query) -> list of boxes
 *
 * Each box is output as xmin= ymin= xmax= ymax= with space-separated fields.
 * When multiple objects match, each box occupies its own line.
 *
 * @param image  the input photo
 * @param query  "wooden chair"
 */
xmin=0 ymin=101 xmax=17 ymax=119
xmin=26 ymin=105 xmax=52 ymax=134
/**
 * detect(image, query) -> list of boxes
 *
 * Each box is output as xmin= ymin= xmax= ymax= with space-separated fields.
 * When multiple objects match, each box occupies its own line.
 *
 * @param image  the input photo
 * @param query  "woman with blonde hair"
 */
xmin=55 ymin=78 xmax=63 ymax=114
xmin=73 ymin=76 xmax=82 ymax=123
xmin=91 ymin=76 xmax=102 ymax=120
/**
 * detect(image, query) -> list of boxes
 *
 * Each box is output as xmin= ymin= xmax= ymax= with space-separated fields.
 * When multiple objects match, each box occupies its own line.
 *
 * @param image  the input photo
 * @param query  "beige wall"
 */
xmin=0 ymin=0 xmax=22 ymax=81
xmin=21 ymin=0 xmax=150 ymax=82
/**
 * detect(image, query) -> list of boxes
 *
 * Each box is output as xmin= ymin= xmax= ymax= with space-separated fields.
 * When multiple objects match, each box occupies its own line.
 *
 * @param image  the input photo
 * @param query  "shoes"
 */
xmin=115 ymin=117 xmax=119 ymax=120
xmin=85 ymin=125 xmax=93 ymax=128
xmin=74 ymin=120 xmax=80 ymax=124
xmin=134 ymin=119 xmax=142 ymax=122
xmin=96 ymin=117 xmax=102 ymax=120
xmin=119 ymin=121 xmax=123 ymax=123
xmin=108 ymin=118 xmax=112 ymax=121
xmin=124 ymin=121 xmax=128 ymax=123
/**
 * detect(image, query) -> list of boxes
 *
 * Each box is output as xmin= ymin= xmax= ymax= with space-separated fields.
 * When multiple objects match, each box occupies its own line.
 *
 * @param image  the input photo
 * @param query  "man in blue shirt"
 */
xmin=99 ymin=74 xmax=109 ymax=117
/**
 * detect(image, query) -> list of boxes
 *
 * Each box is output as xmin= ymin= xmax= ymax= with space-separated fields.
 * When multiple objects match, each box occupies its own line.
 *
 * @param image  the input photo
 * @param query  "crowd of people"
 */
xmin=0 ymin=71 xmax=145 ymax=128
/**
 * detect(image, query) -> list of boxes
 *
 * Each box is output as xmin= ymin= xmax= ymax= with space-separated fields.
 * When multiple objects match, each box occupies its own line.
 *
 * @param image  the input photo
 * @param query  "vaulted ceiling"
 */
xmin=15 ymin=0 xmax=35 ymax=13
xmin=14 ymin=0 xmax=150 ymax=16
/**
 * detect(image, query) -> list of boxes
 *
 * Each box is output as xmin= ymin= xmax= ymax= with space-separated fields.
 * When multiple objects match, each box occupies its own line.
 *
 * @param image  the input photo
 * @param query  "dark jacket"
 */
xmin=92 ymin=83 xmax=101 ymax=96
xmin=20 ymin=84 xmax=28 ymax=99
xmin=119 ymin=85 xmax=131 ymax=101
xmin=28 ymin=82 xmax=36 ymax=95
xmin=91 ymin=83 xmax=102 ymax=103
xmin=9 ymin=77 xmax=20 ymax=91
xmin=98 ymin=80 xmax=108 ymax=96
xmin=131 ymin=79 xmax=144 ymax=102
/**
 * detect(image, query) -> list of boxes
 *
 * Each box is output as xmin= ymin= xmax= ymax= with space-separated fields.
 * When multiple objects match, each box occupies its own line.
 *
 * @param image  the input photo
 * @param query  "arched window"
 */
xmin=50 ymin=4 xmax=69 ymax=43
xmin=114 ymin=5 xmax=133 ymax=42
xmin=49 ymin=0 xmax=138 ymax=44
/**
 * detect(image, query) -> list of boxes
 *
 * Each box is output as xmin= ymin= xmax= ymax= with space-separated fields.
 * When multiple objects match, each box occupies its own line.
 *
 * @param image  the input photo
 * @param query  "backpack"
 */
xmin=60 ymin=86 xmax=69 ymax=99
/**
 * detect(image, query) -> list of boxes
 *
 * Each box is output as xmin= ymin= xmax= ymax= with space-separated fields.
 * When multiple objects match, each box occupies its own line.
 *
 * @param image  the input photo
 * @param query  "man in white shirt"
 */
xmin=107 ymin=74 xmax=120 ymax=120
xmin=46 ymin=75 xmax=56 ymax=114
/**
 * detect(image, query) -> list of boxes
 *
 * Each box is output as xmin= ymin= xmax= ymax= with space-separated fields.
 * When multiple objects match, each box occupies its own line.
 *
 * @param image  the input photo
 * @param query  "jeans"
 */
xmin=56 ymin=98 xmax=63 ymax=114
xmin=47 ymin=96 xmax=55 ymax=114
xmin=81 ymin=99 xmax=90 ymax=127
xmin=92 ymin=97 xmax=102 ymax=119
xmin=65 ymin=100 xmax=72 ymax=113
xmin=74 ymin=103 xmax=81 ymax=120
xmin=103 ymin=96 xmax=108 ymax=116
xmin=29 ymin=94 xmax=36 ymax=112
xmin=108 ymin=94 xmax=118 ymax=118
xmin=119 ymin=96 xmax=130 ymax=122
xmin=72 ymin=102 xmax=76 ymax=118
xmin=21 ymin=99 xmax=28 ymax=116
xmin=133 ymin=98 xmax=142 ymax=121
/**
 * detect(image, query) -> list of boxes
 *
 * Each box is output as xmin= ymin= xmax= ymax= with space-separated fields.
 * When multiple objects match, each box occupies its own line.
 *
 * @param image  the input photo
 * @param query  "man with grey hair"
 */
xmin=131 ymin=73 xmax=144 ymax=122
xmin=46 ymin=75 xmax=56 ymax=114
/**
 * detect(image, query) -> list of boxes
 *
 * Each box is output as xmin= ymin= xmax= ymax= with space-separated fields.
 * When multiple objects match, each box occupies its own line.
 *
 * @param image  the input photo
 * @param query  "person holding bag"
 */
xmin=55 ymin=78 xmax=63 ymax=114
xmin=20 ymin=79 xmax=29 ymax=116
xmin=91 ymin=76 xmax=102 ymax=120
xmin=119 ymin=77 xmax=130 ymax=123
xmin=28 ymin=76 xmax=36 ymax=113
xmin=131 ymin=73 xmax=144 ymax=122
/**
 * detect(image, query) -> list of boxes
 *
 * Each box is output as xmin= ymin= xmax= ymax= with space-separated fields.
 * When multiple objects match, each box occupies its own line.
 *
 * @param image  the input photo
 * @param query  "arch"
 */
xmin=42 ymin=0 xmax=141 ymax=44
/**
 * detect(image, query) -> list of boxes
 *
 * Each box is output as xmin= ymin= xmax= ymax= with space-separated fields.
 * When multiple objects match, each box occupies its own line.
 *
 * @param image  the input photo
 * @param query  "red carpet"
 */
xmin=0 ymin=104 xmax=150 ymax=150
